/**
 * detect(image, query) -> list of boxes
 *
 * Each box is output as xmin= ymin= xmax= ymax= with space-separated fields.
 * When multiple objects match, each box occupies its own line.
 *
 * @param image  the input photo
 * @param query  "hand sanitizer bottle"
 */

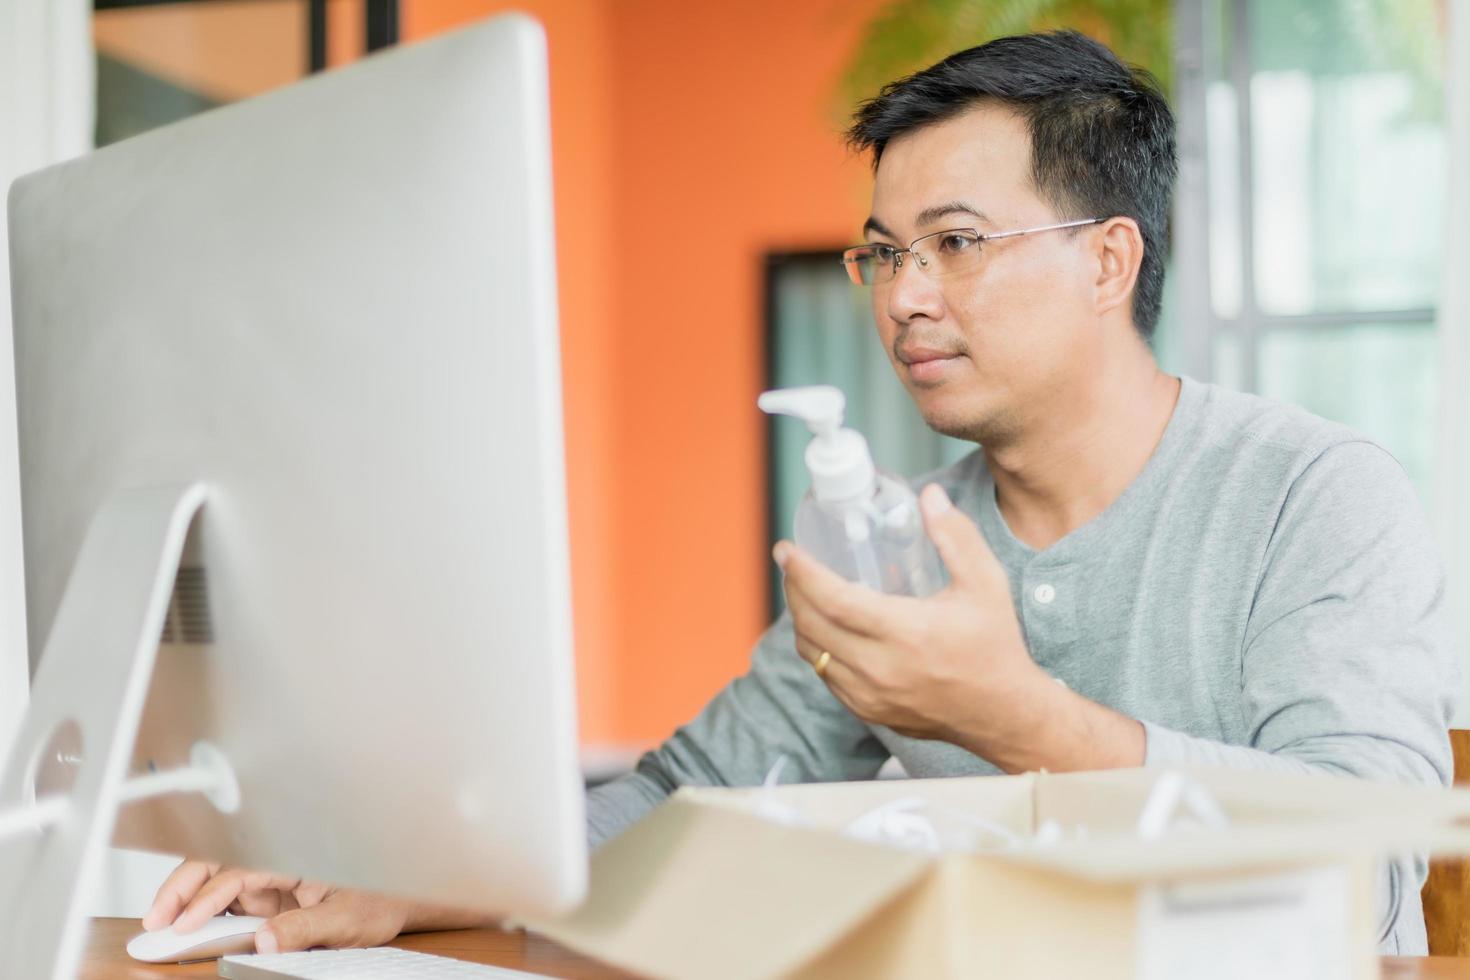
xmin=760 ymin=385 xmax=944 ymax=597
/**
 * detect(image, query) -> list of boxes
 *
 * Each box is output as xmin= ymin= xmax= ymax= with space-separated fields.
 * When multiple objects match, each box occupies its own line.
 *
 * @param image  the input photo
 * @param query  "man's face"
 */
xmin=866 ymin=102 xmax=1104 ymax=445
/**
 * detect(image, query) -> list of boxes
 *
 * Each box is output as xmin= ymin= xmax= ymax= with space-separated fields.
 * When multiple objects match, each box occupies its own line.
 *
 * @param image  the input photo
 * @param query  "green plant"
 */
xmin=839 ymin=0 xmax=1175 ymax=115
xmin=838 ymin=0 xmax=1444 ymax=120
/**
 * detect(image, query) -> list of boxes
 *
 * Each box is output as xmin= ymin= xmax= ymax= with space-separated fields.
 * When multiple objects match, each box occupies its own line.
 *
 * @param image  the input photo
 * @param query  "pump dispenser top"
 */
xmin=758 ymin=386 xmax=876 ymax=502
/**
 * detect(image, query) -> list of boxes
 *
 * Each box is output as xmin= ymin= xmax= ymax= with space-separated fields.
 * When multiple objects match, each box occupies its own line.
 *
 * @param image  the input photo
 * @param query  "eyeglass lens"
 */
xmin=843 ymin=230 xmax=983 ymax=285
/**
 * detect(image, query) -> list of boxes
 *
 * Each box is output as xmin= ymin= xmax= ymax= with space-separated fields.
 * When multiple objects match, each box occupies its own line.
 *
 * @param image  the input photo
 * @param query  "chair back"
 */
xmin=1423 ymin=729 xmax=1470 ymax=955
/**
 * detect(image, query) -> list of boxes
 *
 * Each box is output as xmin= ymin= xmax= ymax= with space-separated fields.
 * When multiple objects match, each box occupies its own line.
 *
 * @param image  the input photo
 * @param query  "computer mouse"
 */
xmin=126 ymin=914 xmax=268 ymax=963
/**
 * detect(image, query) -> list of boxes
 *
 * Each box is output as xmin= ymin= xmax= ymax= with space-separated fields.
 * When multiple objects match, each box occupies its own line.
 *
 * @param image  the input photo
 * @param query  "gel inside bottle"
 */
xmin=760 ymin=385 xmax=943 ymax=597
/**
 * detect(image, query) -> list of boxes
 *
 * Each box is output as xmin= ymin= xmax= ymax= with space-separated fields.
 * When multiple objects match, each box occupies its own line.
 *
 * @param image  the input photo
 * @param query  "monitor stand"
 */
xmin=0 ymin=482 xmax=239 ymax=980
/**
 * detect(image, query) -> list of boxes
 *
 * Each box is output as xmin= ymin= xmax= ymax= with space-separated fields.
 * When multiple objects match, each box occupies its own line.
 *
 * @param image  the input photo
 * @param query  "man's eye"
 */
xmin=936 ymin=234 xmax=977 ymax=255
xmin=873 ymin=245 xmax=897 ymax=262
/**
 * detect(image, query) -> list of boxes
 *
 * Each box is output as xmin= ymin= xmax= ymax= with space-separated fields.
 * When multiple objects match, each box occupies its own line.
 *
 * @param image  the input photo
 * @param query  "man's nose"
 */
xmin=886 ymin=251 xmax=944 ymax=323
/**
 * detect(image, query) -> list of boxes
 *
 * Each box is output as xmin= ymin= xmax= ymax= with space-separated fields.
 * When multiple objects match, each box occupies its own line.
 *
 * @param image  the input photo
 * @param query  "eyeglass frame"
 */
xmin=840 ymin=216 xmax=1107 ymax=286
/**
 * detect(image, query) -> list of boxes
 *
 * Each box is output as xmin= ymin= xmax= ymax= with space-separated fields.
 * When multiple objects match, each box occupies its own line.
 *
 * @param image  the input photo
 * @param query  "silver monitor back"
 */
xmin=6 ymin=12 xmax=584 ymax=926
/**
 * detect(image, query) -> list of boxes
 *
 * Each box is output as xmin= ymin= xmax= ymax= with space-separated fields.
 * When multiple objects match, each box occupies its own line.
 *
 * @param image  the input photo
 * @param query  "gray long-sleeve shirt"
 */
xmin=587 ymin=376 xmax=1459 ymax=953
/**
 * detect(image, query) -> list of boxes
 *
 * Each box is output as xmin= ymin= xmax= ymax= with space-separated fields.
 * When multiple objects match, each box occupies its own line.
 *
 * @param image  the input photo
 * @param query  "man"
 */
xmin=145 ymin=30 xmax=1458 ymax=955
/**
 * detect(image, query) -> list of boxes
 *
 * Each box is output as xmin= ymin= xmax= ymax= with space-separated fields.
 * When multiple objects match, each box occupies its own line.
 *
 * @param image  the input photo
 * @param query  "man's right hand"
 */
xmin=142 ymin=860 xmax=495 ymax=953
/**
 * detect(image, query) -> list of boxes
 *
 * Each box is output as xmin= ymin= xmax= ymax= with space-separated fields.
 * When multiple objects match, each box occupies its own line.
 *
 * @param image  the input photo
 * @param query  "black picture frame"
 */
xmin=761 ymin=248 xmax=848 ymax=621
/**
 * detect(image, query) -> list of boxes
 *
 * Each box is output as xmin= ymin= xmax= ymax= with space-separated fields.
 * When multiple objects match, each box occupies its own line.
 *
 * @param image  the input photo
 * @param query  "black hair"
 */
xmin=847 ymin=31 xmax=1177 ymax=339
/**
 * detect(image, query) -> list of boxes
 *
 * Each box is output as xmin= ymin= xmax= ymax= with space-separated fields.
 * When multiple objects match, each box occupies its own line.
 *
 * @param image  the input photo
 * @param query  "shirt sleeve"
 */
xmin=1140 ymin=439 xmax=1460 ymax=951
xmin=585 ymin=610 xmax=890 ymax=850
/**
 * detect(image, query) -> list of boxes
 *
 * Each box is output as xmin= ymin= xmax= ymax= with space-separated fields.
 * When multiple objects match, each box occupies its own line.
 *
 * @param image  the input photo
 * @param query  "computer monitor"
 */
xmin=0 ymin=14 xmax=585 ymax=978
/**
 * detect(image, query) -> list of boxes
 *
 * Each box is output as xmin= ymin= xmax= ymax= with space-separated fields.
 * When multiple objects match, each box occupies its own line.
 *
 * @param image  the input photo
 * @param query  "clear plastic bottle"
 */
xmin=760 ymin=385 xmax=944 ymax=597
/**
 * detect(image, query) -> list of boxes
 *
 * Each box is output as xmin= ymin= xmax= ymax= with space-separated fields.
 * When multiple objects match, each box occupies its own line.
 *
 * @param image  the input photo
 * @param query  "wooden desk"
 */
xmin=80 ymin=919 xmax=636 ymax=980
xmin=79 ymin=918 xmax=1470 ymax=979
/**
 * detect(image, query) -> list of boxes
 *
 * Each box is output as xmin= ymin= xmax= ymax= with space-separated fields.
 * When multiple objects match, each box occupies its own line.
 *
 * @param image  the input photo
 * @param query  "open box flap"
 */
xmin=1033 ymin=767 xmax=1470 ymax=829
xmin=525 ymin=792 xmax=933 ymax=980
xmin=1001 ymin=767 xmax=1470 ymax=882
xmin=986 ymin=817 xmax=1468 ymax=883
xmin=682 ymin=772 xmax=1036 ymax=832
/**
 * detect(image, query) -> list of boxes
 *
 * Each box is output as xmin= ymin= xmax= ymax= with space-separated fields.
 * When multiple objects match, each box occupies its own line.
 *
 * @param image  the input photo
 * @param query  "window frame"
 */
xmin=1170 ymin=0 xmax=1438 ymax=392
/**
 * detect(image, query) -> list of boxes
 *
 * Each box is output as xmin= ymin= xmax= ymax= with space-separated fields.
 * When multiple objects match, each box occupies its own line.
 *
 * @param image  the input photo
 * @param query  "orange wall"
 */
xmin=605 ymin=1 xmax=883 ymax=742
xmin=402 ymin=0 xmax=884 ymax=745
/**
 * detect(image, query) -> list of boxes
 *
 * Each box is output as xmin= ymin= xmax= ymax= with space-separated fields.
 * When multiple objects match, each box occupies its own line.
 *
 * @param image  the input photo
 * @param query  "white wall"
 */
xmin=1440 ymin=0 xmax=1470 ymax=728
xmin=0 ymin=0 xmax=177 ymax=922
xmin=0 ymin=0 xmax=92 ymax=763
xmin=94 ymin=849 xmax=179 ymax=918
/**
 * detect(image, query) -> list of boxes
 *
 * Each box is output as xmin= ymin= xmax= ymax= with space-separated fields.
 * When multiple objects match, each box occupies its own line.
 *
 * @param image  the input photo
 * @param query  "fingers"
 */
xmin=790 ymin=632 xmax=870 ymax=718
xmin=775 ymin=541 xmax=902 ymax=637
xmin=292 ymin=880 xmax=335 ymax=909
xmin=775 ymin=540 xmax=908 ymax=698
xmin=259 ymin=889 xmax=409 ymax=953
xmin=790 ymin=616 xmax=840 ymax=673
xmin=175 ymin=868 xmax=301 ymax=934
xmin=919 ymin=484 xmax=1004 ymax=592
xmin=785 ymin=583 xmax=857 ymax=668
xmin=233 ymin=886 xmax=300 ymax=918
xmin=786 ymin=590 xmax=886 ymax=699
xmin=143 ymin=860 xmax=220 ymax=931
xmin=790 ymin=623 xmax=863 ymax=703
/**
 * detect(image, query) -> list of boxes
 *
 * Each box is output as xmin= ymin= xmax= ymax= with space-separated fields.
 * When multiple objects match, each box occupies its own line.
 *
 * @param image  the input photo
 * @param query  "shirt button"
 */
xmin=1033 ymin=583 xmax=1056 ymax=604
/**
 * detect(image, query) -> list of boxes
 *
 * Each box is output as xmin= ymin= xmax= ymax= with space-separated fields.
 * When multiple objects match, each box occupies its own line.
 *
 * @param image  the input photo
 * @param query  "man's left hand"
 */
xmin=775 ymin=484 xmax=1056 ymax=764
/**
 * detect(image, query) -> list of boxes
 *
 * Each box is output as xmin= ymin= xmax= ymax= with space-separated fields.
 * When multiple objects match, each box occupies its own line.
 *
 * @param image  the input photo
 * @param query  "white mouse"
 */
xmin=126 ymin=914 xmax=267 ymax=963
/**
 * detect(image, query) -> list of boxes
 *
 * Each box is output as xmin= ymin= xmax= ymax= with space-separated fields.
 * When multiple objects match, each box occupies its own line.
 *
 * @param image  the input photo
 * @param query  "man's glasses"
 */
xmin=841 ymin=217 xmax=1106 ymax=286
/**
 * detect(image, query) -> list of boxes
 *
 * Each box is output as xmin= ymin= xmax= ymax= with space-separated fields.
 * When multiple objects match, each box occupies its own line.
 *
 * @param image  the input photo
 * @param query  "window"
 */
xmin=93 ymin=0 xmax=397 ymax=146
xmin=1168 ymin=0 xmax=1445 ymax=499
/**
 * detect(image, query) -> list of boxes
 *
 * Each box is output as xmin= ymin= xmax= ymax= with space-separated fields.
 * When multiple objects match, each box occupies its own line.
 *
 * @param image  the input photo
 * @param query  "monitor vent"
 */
xmin=160 ymin=566 xmax=214 ymax=645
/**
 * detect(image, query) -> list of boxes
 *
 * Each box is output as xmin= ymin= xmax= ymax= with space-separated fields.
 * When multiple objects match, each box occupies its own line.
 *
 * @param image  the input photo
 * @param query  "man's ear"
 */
xmin=1093 ymin=217 xmax=1145 ymax=320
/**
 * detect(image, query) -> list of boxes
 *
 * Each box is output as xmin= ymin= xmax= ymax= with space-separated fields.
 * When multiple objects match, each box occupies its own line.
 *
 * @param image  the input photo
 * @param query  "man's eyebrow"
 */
xmin=915 ymin=201 xmax=991 ymax=227
xmin=862 ymin=202 xmax=992 ymax=240
xmin=862 ymin=215 xmax=895 ymax=239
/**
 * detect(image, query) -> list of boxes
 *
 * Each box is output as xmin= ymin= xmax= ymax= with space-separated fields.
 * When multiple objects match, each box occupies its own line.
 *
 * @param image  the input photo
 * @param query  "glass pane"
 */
xmin=93 ymin=0 xmax=364 ymax=147
xmin=1149 ymin=257 xmax=1183 ymax=375
xmin=1212 ymin=329 xmax=1243 ymax=393
xmin=1256 ymin=323 xmax=1437 ymax=503
xmin=1249 ymin=0 xmax=1444 ymax=315
xmin=1206 ymin=79 xmax=1242 ymax=321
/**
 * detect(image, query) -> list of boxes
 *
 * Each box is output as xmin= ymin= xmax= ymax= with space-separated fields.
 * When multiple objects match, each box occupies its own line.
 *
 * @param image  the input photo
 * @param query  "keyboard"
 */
xmin=217 ymin=947 xmax=558 ymax=979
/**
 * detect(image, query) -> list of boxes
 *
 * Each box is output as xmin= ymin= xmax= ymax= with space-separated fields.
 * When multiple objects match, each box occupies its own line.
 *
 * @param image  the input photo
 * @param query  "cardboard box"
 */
xmin=527 ymin=767 xmax=1470 ymax=980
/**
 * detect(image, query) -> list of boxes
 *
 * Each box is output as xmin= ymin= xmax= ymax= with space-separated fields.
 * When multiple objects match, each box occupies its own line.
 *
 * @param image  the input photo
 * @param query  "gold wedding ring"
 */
xmin=814 ymin=650 xmax=831 ymax=678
